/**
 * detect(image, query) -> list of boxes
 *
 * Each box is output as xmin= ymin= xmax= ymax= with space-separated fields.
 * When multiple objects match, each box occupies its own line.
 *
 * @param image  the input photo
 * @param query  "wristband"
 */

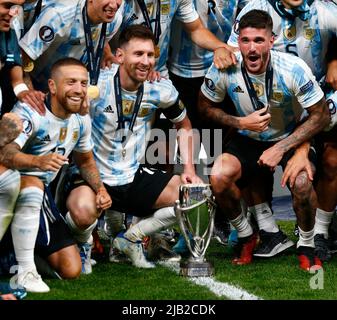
xmin=13 ymin=83 xmax=29 ymax=97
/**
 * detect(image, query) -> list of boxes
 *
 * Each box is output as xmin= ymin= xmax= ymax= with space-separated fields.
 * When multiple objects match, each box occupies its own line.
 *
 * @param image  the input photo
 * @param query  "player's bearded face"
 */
xmin=53 ymin=66 xmax=88 ymax=115
xmin=239 ymin=27 xmax=274 ymax=74
xmin=0 ymin=0 xmax=24 ymax=32
xmin=122 ymin=39 xmax=156 ymax=84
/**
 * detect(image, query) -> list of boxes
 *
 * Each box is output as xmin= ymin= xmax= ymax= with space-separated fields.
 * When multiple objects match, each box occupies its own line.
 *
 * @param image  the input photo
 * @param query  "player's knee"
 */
xmin=292 ymin=171 xmax=311 ymax=196
xmin=58 ymin=257 xmax=82 ymax=279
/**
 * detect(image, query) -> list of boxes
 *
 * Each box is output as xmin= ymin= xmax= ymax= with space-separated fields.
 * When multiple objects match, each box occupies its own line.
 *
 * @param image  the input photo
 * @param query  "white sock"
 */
xmin=230 ymin=212 xmax=253 ymax=238
xmin=65 ymin=212 xmax=97 ymax=244
xmin=297 ymin=226 xmax=315 ymax=248
xmin=249 ymin=202 xmax=279 ymax=233
xmin=0 ymin=170 xmax=20 ymax=241
xmin=11 ymin=187 xmax=43 ymax=272
xmin=314 ymin=208 xmax=334 ymax=238
xmin=125 ymin=207 xmax=176 ymax=242
xmin=104 ymin=209 xmax=125 ymax=237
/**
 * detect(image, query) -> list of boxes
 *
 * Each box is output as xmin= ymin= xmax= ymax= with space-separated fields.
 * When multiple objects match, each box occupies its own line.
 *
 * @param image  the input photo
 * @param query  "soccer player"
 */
xmin=18 ymin=0 xmax=123 ymax=95
xmin=198 ymin=10 xmax=329 ymax=270
xmin=227 ymin=0 xmax=337 ymax=260
xmin=0 ymin=58 xmax=112 ymax=292
xmin=66 ymin=24 xmax=203 ymax=269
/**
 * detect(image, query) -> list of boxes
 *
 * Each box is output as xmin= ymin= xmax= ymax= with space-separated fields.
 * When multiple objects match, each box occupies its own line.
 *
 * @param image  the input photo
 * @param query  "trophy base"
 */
xmin=180 ymin=261 xmax=214 ymax=277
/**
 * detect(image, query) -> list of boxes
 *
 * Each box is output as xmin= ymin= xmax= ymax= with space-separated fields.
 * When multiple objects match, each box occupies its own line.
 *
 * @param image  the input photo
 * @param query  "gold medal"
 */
xmin=154 ymin=45 xmax=160 ymax=58
xmin=23 ymin=60 xmax=34 ymax=73
xmin=87 ymin=85 xmax=100 ymax=100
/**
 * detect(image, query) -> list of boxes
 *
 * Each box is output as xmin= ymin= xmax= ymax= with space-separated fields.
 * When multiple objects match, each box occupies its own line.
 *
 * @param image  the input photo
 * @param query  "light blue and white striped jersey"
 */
xmin=168 ymin=0 xmax=249 ymax=78
xmin=121 ymin=0 xmax=199 ymax=78
xmin=201 ymin=50 xmax=324 ymax=141
xmin=12 ymin=102 xmax=93 ymax=185
xmin=227 ymin=0 xmax=337 ymax=81
xmin=19 ymin=0 xmax=123 ymax=90
xmin=90 ymin=64 xmax=185 ymax=186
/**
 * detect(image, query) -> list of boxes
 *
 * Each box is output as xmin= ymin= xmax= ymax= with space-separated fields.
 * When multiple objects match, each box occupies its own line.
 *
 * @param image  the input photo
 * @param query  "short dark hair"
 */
xmin=238 ymin=9 xmax=273 ymax=33
xmin=118 ymin=24 xmax=156 ymax=48
xmin=50 ymin=58 xmax=86 ymax=79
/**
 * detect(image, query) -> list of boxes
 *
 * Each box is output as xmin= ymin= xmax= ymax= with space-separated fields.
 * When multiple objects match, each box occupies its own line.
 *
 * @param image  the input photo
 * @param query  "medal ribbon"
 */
xmin=114 ymin=68 xmax=144 ymax=144
xmin=23 ymin=0 xmax=43 ymax=36
xmin=241 ymin=58 xmax=273 ymax=111
xmin=267 ymin=0 xmax=312 ymax=21
xmin=136 ymin=0 xmax=161 ymax=44
xmin=82 ymin=2 xmax=107 ymax=86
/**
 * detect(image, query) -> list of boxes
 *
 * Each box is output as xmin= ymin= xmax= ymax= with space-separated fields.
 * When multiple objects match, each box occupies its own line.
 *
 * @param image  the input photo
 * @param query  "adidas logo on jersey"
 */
xmin=103 ymin=105 xmax=114 ymax=113
xmin=40 ymin=134 xmax=51 ymax=142
xmin=233 ymin=86 xmax=244 ymax=93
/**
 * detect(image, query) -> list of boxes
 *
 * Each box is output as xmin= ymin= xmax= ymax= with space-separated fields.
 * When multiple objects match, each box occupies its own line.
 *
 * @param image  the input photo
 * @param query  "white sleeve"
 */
xmin=12 ymin=103 xmax=40 ymax=149
xmin=19 ymin=8 xmax=72 ymax=60
xmin=200 ymin=63 xmax=227 ymax=103
xmin=175 ymin=0 xmax=199 ymax=24
xmin=292 ymin=58 xmax=324 ymax=109
xmin=74 ymin=114 xmax=94 ymax=153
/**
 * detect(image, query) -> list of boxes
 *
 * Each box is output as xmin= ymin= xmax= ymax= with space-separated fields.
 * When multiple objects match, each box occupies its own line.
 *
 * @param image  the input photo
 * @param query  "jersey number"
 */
xmin=286 ymin=44 xmax=298 ymax=57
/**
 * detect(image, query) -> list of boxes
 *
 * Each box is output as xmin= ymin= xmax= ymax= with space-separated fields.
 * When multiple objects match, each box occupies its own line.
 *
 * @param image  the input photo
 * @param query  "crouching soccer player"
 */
xmin=0 ymin=58 xmax=111 ymax=292
xmin=66 ymin=24 xmax=203 ymax=269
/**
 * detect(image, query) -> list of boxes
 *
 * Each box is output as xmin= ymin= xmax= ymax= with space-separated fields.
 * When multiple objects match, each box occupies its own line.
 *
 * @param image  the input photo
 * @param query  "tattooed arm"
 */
xmin=73 ymin=150 xmax=112 ymax=210
xmin=198 ymin=91 xmax=271 ymax=131
xmin=0 ymin=113 xmax=23 ymax=148
xmin=0 ymin=142 xmax=68 ymax=171
xmin=258 ymin=97 xmax=330 ymax=169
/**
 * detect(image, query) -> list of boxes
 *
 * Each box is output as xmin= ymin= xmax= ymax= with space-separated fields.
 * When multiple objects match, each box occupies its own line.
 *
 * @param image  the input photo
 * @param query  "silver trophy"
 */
xmin=174 ymin=184 xmax=216 ymax=277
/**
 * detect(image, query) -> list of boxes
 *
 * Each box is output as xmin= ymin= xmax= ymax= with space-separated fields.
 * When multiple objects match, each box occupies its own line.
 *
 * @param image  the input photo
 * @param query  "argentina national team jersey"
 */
xmin=12 ymin=102 xmax=93 ymax=185
xmin=227 ymin=0 xmax=337 ymax=81
xmin=122 ymin=0 xmax=199 ymax=78
xmin=201 ymin=50 xmax=324 ymax=141
xmin=19 ymin=0 xmax=123 ymax=90
xmin=168 ymin=0 xmax=249 ymax=78
xmin=90 ymin=65 xmax=185 ymax=187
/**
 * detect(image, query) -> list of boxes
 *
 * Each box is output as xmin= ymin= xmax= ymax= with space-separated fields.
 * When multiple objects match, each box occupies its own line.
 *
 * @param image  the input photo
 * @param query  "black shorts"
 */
xmin=69 ymin=165 xmax=173 ymax=217
xmin=36 ymin=218 xmax=76 ymax=258
xmin=224 ymin=133 xmax=317 ymax=189
xmin=36 ymin=185 xmax=76 ymax=258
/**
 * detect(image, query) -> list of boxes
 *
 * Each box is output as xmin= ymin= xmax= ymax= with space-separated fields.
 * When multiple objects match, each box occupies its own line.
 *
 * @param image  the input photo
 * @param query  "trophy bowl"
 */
xmin=174 ymin=183 xmax=216 ymax=277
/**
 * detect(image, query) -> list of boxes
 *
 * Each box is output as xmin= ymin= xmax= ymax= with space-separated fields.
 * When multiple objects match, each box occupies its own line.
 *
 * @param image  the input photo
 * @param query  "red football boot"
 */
xmin=232 ymin=233 xmax=258 ymax=265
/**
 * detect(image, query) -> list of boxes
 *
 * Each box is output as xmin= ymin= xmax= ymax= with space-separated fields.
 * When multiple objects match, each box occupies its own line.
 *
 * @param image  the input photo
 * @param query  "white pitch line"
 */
xmin=159 ymin=261 xmax=262 ymax=300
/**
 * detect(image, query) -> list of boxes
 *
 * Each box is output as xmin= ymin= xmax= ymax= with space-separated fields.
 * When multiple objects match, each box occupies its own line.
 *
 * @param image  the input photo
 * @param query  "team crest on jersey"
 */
xmin=283 ymin=25 xmax=296 ymax=40
xmin=59 ymin=127 xmax=67 ymax=143
xmin=22 ymin=119 xmax=32 ymax=135
xmin=272 ymin=91 xmax=284 ymax=102
xmin=146 ymin=3 xmax=154 ymax=16
xmin=161 ymin=1 xmax=170 ymax=15
xmin=303 ymin=27 xmax=315 ymax=40
xmin=39 ymin=26 xmax=54 ymax=42
xmin=139 ymin=107 xmax=150 ymax=117
xmin=205 ymin=78 xmax=215 ymax=91
xmin=253 ymin=83 xmax=264 ymax=97
xmin=122 ymin=100 xmax=134 ymax=115
xmin=72 ymin=130 xmax=79 ymax=142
